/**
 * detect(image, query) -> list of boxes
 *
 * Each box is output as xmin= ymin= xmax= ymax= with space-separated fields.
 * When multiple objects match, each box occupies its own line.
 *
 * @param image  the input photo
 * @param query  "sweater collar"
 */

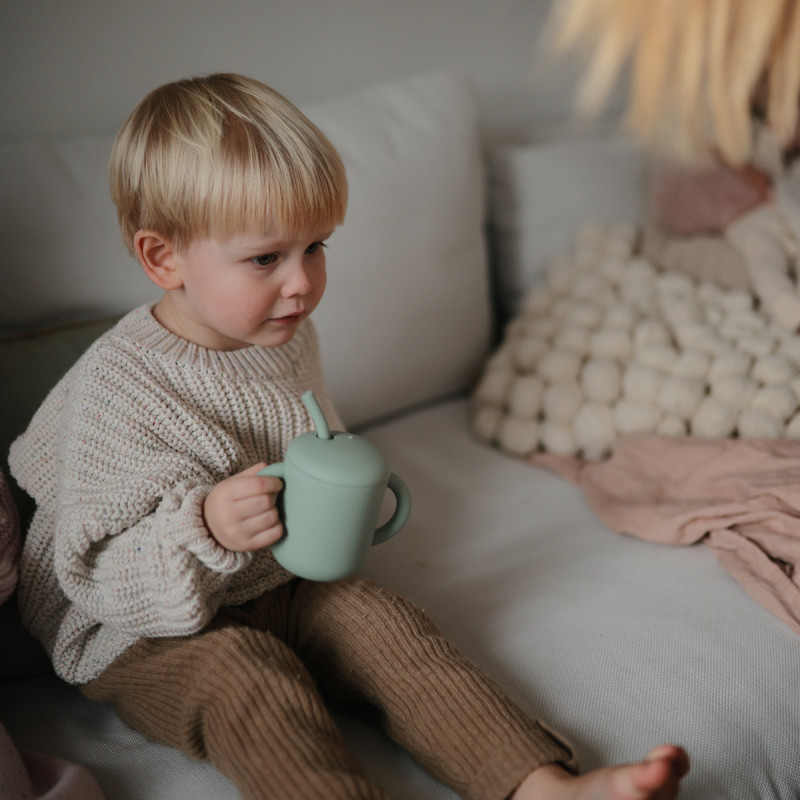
xmin=112 ymin=305 xmax=313 ymax=379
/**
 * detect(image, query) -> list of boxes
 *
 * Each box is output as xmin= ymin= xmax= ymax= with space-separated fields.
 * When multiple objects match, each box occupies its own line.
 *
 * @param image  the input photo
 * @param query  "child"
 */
xmin=8 ymin=73 xmax=689 ymax=799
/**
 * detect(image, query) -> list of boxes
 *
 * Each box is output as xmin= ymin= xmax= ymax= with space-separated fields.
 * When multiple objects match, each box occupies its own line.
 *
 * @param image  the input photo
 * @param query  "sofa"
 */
xmin=1 ymin=70 xmax=799 ymax=800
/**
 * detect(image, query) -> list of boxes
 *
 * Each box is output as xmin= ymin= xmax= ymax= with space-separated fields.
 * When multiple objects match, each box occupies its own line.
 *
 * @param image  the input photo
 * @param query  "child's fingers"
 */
xmin=229 ymin=468 xmax=283 ymax=498
xmin=239 ymin=512 xmax=283 ymax=550
xmin=235 ymin=493 xmax=279 ymax=520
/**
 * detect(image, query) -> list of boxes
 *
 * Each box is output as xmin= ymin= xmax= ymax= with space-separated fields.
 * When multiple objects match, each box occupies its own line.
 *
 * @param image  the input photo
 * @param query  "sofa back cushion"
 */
xmin=0 ymin=72 xmax=491 ymax=429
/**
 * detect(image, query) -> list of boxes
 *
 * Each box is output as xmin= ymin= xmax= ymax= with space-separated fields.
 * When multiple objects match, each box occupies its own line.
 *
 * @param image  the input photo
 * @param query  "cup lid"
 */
xmin=286 ymin=430 xmax=390 ymax=487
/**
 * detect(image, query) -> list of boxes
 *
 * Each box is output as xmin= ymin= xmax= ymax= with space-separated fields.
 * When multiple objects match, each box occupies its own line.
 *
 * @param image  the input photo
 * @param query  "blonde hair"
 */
xmin=547 ymin=0 xmax=800 ymax=164
xmin=110 ymin=73 xmax=348 ymax=254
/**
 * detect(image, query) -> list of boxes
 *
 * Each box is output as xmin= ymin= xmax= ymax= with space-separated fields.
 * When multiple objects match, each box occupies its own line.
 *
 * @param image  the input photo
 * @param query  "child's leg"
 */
xmin=81 ymin=585 xmax=390 ymax=800
xmin=288 ymin=577 xmax=577 ymax=800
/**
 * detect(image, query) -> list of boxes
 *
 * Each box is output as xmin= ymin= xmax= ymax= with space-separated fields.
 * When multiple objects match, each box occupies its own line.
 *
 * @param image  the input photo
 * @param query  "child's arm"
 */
xmin=31 ymin=364 xmax=287 ymax=640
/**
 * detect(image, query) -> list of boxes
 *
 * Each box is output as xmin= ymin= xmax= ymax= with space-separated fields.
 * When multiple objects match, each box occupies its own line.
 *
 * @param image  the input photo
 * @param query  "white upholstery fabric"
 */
xmin=4 ymin=399 xmax=800 ymax=799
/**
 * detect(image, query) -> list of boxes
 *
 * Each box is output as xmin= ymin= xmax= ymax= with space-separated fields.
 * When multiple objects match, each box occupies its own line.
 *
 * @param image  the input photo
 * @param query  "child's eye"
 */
xmin=306 ymin=241 xmax=328 ymax=255
xmin=250 ymin=253 xmax=278 ymax=267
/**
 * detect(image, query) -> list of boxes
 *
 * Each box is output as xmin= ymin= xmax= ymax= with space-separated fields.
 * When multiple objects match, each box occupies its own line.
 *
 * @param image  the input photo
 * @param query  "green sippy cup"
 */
xmin=259 ymin=391 xmax=411 ymax=581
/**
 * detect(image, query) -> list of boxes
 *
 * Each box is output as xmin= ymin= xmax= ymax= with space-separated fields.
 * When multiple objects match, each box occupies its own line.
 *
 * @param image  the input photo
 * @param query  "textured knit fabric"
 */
xmin=82 ymin=577 xmax=576 ymax=800
xmin=9 ymin=305 xmax=341 ymax=684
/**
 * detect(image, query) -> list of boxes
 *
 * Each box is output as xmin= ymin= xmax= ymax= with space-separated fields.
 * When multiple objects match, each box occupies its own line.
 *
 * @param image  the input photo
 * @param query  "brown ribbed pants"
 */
xmin=81 ymin=577 xmax=575 ymax=800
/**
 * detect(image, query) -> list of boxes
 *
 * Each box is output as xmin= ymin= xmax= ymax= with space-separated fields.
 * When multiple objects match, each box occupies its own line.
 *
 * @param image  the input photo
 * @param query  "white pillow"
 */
xmin=306 ymin=73 xmax=492 ymax=427
xmin=489 ymin=136 xmax=646 ymax=321
xmin=0 ymin=73 xmax=492 ymax=429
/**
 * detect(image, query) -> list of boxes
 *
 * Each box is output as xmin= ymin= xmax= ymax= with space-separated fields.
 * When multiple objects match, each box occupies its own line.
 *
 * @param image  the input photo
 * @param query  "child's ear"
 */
xmin=134 ymin=230 xmax=184 ymax=290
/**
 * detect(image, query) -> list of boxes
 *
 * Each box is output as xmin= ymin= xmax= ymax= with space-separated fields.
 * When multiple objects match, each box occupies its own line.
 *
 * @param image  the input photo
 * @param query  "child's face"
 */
xmin=157 ymin=225 xmax=330 ymax=351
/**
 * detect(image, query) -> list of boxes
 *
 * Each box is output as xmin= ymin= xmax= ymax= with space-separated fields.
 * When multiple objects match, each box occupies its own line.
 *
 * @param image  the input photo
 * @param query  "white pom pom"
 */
xmin=603 ymin=301 xmax=638 ymax=330
xmin=581 ymin=358 xmax=622 ymax=403
xmin=542 ymin=382 xmax=584 ymax=423
xmin=656 ymin=376 xmax=705 ymax=419
xmin=538 ymin=349 xmax=583 ymax=383
xmin=472 ymin=406 xmax=504 ymax=442
xmin=623 ymin=363 xmax=664 ymax=403
xmin=505 ymin=317 xmax=533 ymax=340
xmin=528 ymin=317 xmax=559 ymax=340
xmin=572 ymin=274 xmax=614 ymax=304
xmin=497 ymin=416 xmax=540 ymax=456
xmin=553 ymin=326 xmax=591 ymax=356
xmin=737 ymin=333 xmax=776 ymax=357
xmin=589 ymin=328 xmax=632 ymax=361
xmin=511 ymin=336 xmax=549 ymax=371
xmin=657 ymin=415 xmax=687 ymax=437
xmin=697 ymin=282 xmax=725 ymax=306
xmin=708 ymin=350 xmax=752 ymax=380
xmin=657 ymin=271 xmax=695 ymax=296
xmin=738 ymin=408 xmax=783 ymax=438
xmin=672 ymin=350 xmax=710 ymax=380
xmin=507 ymin=375 xmax=545 ymax=419
xmin=540 ymin=420 xmax=579 ymax=456
xmin=660 ymin=295 xmax=705 ymax=326
xmin=673 ymin=322 xmax=713 ymax=349
xmin=752 ymin=354 xmax=796 ymax=385
xmin=711 ymin=376 xmax=758 ymax=410
xmin=596 ymin=257 xmax=626 ymax=285
xmin=484 ymin=350 xmax=512 ymax=377
xmin=727 ymin=309 xmax=765 ymax=333
xmin=720 ymin=291 xmax=755 ymax=313
xmin=695 ymin=333 xmax=730 ymax=356
xmin=637 ymin=343 xmax=678 ymax=372
xmin=474 ymin=369 xmax=514 ymax=406
xmin=565 ymin=303 xmax=604 ymax=329
xmin=614 ymin=399 xmax=661 ymax=434
xmin=690 ymin=397 xmax=738 ymax=439
xmin=574 ymin=403 xmax=616 ymax=460
xmin=777 ymin=337 xmax=800 ymax=366
xmin=522 ymin=285 xmax=554 ymax=315
xmin=750 ymin=384 xmax=798 ymax=421
xmin=633 ymin=319 xmax=671 ymax=348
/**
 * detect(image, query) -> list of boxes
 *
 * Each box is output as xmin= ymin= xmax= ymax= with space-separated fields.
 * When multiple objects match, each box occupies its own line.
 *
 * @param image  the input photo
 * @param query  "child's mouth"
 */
xmin=271 ymin=312 xmax=304 ymax=326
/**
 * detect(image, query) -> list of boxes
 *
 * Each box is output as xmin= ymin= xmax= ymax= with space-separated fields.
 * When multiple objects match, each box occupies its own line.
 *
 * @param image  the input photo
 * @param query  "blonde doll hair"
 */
xmin=110 ymin=73 xmax=348 ymax=255
xmin=547 ymin=0 xmax=800 ymax=165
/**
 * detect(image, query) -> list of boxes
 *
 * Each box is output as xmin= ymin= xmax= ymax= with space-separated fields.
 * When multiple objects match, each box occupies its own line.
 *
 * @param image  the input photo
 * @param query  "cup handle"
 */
xmin=258 ymin=463 xmax=285 ymax=480
xmin=372 ymin=473 xmax=412 ymax=546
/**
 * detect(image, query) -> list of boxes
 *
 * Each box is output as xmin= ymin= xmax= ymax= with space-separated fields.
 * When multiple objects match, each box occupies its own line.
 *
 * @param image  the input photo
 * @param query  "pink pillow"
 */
xmin=649 ymin=161 xmax=771 ymax=235
xmin=0 ymin=470 xmax=20 ymax=606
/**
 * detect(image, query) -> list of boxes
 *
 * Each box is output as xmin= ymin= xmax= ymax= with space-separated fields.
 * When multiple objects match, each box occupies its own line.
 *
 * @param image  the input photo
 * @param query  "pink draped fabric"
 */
xmin=533 ymin=435 xmax=800 ymax=634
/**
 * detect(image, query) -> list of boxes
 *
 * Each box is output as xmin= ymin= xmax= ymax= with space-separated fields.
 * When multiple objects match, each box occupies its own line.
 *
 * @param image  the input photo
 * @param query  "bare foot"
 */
xmin=512 ymin=745 xmax=690 ymax=800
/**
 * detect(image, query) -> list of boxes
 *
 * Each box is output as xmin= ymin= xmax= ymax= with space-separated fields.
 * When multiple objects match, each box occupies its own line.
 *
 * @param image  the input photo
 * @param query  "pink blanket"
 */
xmin=532 ymin=435 xmax=800 ymax=634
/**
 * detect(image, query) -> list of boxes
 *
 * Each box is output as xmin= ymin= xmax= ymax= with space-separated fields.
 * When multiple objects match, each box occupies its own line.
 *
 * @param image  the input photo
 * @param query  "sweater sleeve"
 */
xmin=47 ymin=349 xmax=255 ymax=638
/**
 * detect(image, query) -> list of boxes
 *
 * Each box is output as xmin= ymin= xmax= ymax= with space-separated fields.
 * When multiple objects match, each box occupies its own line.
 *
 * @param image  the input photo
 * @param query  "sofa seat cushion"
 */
xmin=3 ymin=398 xmax=799 ymax=799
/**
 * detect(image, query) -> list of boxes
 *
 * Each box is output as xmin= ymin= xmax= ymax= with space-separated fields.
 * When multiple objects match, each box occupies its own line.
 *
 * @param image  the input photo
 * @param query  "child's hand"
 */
xmin=203 ymin=463 xmax=284 ymax=552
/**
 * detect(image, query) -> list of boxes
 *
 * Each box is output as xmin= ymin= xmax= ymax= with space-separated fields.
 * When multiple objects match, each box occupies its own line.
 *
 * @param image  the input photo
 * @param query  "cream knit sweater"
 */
xmin=9 ymin=306 xmax=342 ymax=684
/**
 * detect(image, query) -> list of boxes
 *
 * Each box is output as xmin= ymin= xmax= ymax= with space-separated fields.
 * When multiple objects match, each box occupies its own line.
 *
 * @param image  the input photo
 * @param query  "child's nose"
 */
xmin=282 ymin=258 xmax=312 ymax=296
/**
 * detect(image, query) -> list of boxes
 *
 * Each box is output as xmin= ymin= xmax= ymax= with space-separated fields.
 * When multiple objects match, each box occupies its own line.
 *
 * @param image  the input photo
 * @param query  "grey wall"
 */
xmin=0 ymin=0 xmax=623 ymax=144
